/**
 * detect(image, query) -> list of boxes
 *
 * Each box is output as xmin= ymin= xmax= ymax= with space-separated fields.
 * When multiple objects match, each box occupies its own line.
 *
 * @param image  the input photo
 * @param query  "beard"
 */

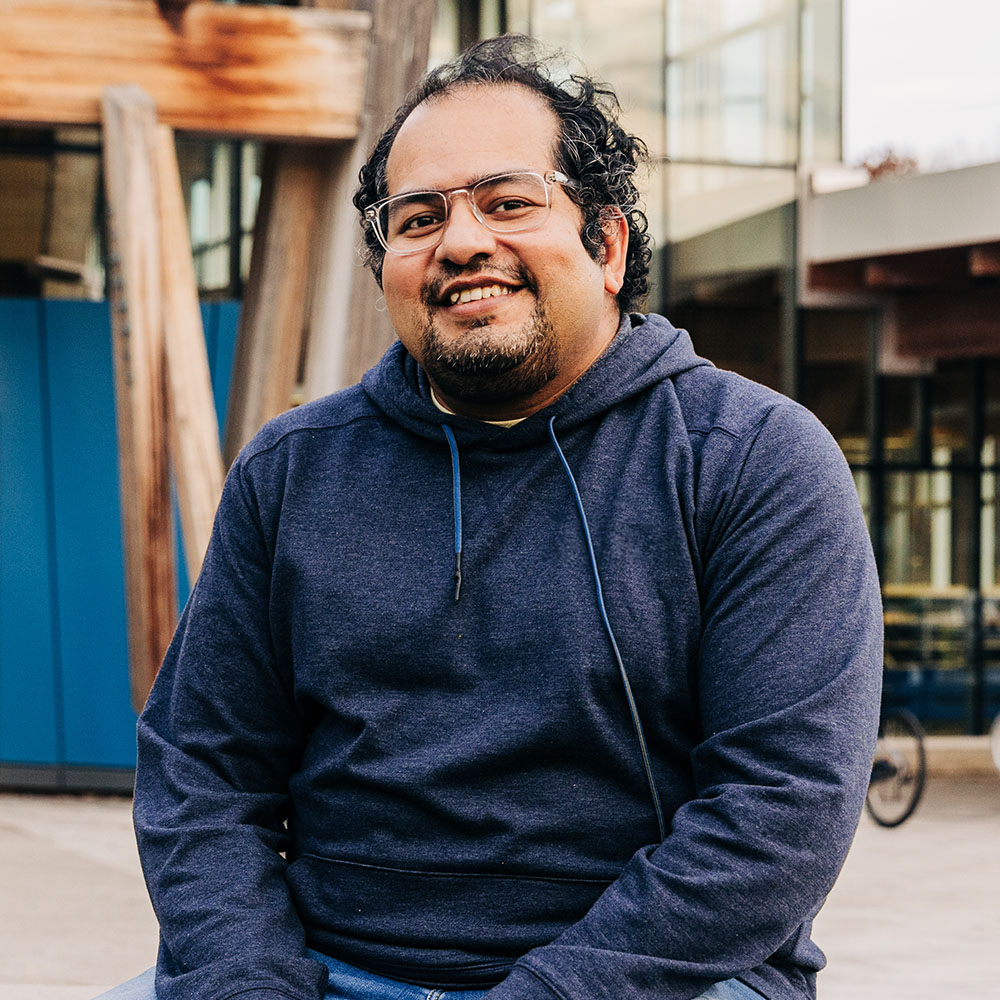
xmin=418 ymin=293 xmax=559 ymax=404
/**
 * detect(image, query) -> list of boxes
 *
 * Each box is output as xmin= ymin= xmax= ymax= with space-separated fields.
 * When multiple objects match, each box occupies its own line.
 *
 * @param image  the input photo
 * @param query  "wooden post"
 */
xmin=221 ymin=143 xmax=336 ymax=465
xmin=156 ymin=123 xmax=225 ymax=579
xmin=101 ymin=85 xmax=177 ymax=711
xmin=303 ymin=0 xmax=436 ymax=399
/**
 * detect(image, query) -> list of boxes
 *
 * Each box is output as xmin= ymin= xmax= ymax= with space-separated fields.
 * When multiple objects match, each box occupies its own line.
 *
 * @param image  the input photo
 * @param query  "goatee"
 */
xmin=419 ymin=299 xmax=558 ymax=403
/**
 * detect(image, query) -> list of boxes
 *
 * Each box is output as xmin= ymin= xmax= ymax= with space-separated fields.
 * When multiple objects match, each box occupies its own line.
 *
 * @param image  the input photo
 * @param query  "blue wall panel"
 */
xmin=0 ymin=300 xmax=60 ymax=764
xmin=44 ymin=300 xmax=135 ymax=767
xmin=1 ymin=298 xmax=241 ymax=784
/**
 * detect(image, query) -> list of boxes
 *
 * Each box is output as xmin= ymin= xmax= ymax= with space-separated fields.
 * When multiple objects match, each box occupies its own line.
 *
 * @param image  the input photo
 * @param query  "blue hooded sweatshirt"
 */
xmin=135 ymin=312 xmax=882 ymax=1000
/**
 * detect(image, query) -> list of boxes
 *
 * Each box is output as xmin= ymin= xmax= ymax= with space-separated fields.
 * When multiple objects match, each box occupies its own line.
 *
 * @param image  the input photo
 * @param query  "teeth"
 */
xmin=448 ymin=284 xmax=511 ymax=305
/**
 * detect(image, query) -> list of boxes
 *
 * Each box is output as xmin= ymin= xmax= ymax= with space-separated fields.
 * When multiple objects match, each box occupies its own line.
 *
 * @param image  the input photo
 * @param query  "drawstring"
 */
xmin=441 ymin=425 xmax=463 ymax=601
xmin=438 ymin=416 xmax=665 ymax=840
xmin=547 ymin=416 xmax=667 ymax=843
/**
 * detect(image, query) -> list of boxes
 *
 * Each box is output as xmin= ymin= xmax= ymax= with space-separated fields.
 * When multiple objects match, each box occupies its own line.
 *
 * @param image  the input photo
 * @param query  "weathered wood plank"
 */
xmin=101 ymin=84 xmax=177 ymax=711
xmin=156 ymin=123 xmax=225 ymax=580
xmin=2 ymin=0 xmax=370 ymax=140
xmin=222 ymin=143 xmax=332 ymax=464
xmin=303 ymin=0 xmax=436 ymax=398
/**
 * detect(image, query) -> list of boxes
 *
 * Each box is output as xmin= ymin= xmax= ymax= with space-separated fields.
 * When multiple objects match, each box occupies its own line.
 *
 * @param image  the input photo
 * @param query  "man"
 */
xmin=106 ymin=35 xmax=882 ymax=1000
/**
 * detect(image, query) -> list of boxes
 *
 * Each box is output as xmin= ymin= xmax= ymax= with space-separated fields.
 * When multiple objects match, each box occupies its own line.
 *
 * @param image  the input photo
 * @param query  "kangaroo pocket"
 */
xmin=286 ymin=853 xmax=614 ymax=987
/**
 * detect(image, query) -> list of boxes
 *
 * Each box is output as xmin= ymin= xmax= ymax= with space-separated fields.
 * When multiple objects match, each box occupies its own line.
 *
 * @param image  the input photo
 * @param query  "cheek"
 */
xmin=381 ymin=260 xmax=424 ymax=319
xmin=536 ymin=243 xmax=607 ymax=305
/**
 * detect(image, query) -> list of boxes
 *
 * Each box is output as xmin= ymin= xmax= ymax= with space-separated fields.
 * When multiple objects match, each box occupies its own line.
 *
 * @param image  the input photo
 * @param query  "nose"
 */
xmin=433 ymin=189 xmax=498 ymax=265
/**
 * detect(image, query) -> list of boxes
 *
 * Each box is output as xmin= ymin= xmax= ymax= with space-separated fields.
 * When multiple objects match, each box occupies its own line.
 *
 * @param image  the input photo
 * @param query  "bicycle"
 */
xmin=865 ymin=709 xmax=927 ymax=827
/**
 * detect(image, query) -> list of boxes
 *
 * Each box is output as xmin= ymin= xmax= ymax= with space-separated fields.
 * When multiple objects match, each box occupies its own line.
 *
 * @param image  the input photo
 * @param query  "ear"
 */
xmin=599 ymin=208 xmax=629 ymax=297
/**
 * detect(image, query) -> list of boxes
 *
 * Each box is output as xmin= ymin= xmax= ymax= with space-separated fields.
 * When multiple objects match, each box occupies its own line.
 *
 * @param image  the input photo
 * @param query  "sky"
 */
xmin=843 ymin=0 xmax=1000 ymax=170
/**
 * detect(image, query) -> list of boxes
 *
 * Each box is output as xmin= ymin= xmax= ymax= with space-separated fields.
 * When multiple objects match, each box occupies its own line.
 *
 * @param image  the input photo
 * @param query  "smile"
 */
xmin=448 ymin=283 xmax=514 ymax=305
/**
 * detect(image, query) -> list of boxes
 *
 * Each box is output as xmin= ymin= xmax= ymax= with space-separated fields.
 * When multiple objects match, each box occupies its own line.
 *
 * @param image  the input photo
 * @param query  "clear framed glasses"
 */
xmin=364 ymin=170 xmax=574 ymax=255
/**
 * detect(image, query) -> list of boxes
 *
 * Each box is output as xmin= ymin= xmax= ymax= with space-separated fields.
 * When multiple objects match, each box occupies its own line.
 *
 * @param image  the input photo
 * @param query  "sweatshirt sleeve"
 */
xmin=484 ymin=401 xmax=884 ymax=1000
xmin=133 ymin=457 xmax=328 ymax=1000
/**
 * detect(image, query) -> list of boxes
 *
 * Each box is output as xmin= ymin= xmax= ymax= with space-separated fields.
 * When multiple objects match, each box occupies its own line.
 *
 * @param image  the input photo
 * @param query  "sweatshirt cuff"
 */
xmin=154 ymin=955 xmax=328 ymax=1000
xmin=486 ymin=965 xmax=563 ymax=1000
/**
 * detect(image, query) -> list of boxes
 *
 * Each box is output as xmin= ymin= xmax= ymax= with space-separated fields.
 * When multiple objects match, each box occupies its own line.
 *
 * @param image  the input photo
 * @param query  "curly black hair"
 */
xmin=353 ymin=34 xmax=652 ymax=313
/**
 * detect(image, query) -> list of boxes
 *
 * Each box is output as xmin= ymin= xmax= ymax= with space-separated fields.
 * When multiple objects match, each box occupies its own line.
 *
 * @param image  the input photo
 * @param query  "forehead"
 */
xmin=385 ymin=84 xmax=560 ymax=195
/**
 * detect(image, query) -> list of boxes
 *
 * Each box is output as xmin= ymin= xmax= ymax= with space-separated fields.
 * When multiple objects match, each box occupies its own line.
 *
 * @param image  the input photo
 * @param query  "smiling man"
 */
xmin=373 ymin=81 xmax=626 ymax=420
xmin=111 ymin=35 xmax=882 ymax=1000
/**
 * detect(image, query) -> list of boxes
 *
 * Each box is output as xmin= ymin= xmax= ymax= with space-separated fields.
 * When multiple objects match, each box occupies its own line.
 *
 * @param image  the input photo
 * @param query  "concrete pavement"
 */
xmin=1 ymin=772 xmax=998 ymax=999
xmin=814 ymin=774 xmax=1000 ymax=999
xmin=0 ymin=793 xmax=157 ymax=999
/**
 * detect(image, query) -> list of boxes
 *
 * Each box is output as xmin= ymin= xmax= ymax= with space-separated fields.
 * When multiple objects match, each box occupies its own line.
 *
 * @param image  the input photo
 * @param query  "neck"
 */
xmin=430 ymin=386 xmax=525 ymax=427
xmin=430 ymin=381 xmax=573 ymax=422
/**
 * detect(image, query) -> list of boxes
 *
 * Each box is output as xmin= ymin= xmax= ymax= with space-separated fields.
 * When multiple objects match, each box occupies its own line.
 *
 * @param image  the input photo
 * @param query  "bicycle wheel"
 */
xmin=865 ymin=709 xmax=927 ymax=827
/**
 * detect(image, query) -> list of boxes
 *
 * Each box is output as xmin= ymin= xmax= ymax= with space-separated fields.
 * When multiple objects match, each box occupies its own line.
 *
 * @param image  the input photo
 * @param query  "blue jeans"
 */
xmin=93 ymin=954 xmax=764 ymax=999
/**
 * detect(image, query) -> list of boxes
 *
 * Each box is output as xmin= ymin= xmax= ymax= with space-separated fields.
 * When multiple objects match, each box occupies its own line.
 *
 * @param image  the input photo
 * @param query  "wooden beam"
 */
xmin=2 ymin=0 xmax=370 ymax=140
xmin=864 ymin=261 xmax=911 ymax=290
xmin=970 ymin=245 xmax=1000 ymax=279
xmin=863 ymin=249 xmax=969 ymax=290
xmin=222 ymin=143 xmax=332 ymax=464
xmin=156 ymin=123 xmax=225 ymax=579
xmin=894 ymin=288 xmax=1000 ymax=359
xmin=101 ymin=84 xmax=177 ymax=711
xmin=806 ymin=259 xmax=867 ymax=294
xmin=33 ymin=254 xmax=88 ymax=279
xmin=303 ymin=0 xmax=436 ymax=398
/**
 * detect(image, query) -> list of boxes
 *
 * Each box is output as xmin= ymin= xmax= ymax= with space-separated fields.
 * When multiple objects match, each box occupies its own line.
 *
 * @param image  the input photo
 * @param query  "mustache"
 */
xmin=421 ymin=261 xmax=533 ymax=306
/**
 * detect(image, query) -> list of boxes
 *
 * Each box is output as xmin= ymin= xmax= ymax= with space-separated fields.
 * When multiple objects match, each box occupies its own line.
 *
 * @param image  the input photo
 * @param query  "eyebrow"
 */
xmin=390 ymin=167 xmax=541 ymax=198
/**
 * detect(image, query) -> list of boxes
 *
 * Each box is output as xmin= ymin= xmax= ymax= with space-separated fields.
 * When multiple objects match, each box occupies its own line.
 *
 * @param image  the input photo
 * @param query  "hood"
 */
xmin=360 ymin=312 xmax=711 ymax=449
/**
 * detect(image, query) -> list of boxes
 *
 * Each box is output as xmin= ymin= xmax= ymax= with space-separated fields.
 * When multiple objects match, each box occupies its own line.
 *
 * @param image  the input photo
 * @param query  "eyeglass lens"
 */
xmin=379 ymin=172 xmax=550 ymax=251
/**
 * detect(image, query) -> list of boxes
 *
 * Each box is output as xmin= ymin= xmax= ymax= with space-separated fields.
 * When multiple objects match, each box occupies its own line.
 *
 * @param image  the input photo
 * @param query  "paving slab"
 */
xmin=814 ymin=775 xmax=1000 ymax=999
xmin=1 ymin=773 xmax=998 ymax=999
xmin=0 ymin=794 xmax=157 ymax=998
